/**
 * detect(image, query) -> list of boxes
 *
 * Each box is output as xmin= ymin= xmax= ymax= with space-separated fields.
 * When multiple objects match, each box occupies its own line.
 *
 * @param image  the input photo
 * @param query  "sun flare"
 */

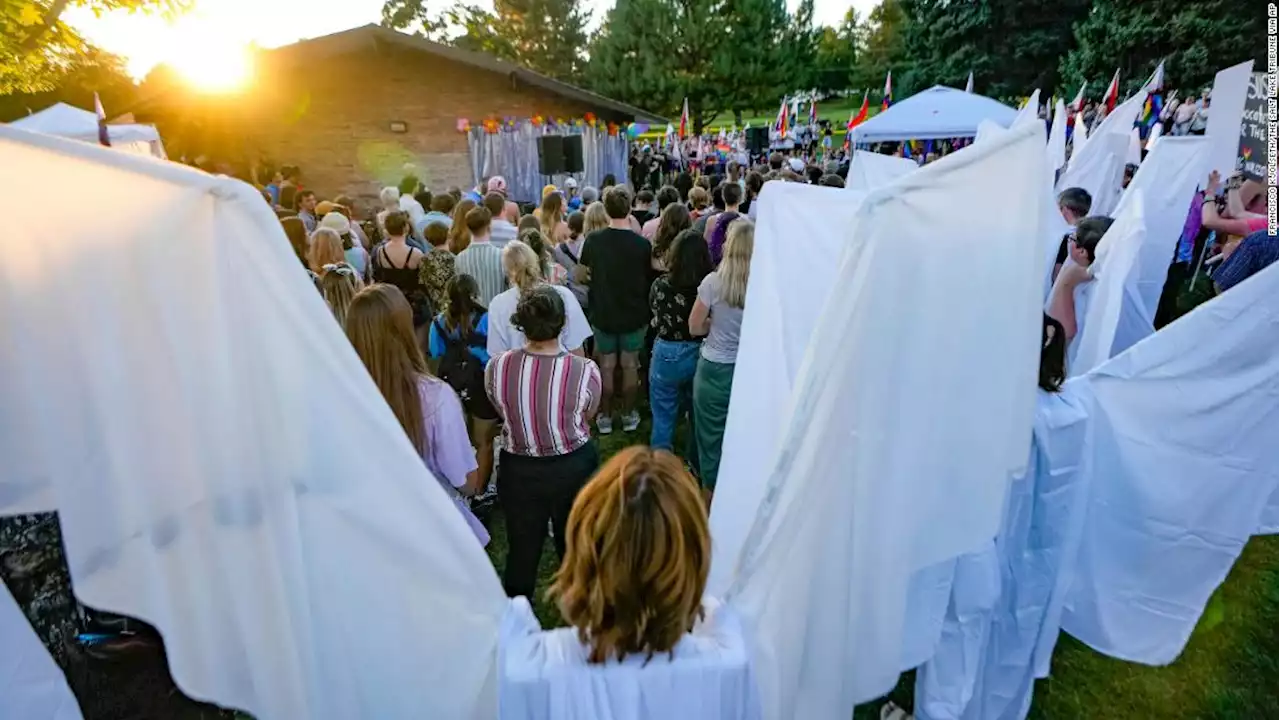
xmin=165 ymin=35 xmax=253 ymax=92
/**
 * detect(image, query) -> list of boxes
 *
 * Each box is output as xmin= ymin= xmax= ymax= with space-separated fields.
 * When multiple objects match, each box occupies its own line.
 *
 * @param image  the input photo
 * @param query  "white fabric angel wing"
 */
xmin=725 ymin=123 xmax=1049 ymax=719
xmin=0 ymin=126 xmax=508 ymax=720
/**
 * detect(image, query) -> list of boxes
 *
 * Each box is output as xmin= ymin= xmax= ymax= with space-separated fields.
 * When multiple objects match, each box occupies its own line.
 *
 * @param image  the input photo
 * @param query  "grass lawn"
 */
xmin=483 ymin=408 xmax=1279 ymax=718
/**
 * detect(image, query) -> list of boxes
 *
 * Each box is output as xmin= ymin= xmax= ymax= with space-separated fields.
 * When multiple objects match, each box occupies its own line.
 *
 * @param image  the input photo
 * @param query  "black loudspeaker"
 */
xmin=562 ymin=135 xmax=584 ymax=173
xmin=746 ymin=126 xmax=769 ymax=155
xmin=538 ymin=135 xmax=565 ymax=175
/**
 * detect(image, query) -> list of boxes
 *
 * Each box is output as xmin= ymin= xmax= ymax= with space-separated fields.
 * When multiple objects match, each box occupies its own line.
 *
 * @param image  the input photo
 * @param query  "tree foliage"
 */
xmin=851 ymin=0 xmax=906 ymax=93
xmin=814 ymin=9 xmax=860 ymax=95
xmin=0 ymin=0 xmax=179 ymax=94
xmin=899 ymin=0 xmax=1087 ymax=100
xmin=381 ymin=0 xmax=589 ymax=81
xmin=1059 ymin=0 xmax=1266 ymax=97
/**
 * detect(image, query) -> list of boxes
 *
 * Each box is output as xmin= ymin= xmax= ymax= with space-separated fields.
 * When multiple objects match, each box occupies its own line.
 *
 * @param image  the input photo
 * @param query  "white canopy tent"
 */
xmin=9 ymin=103 xmax=167 ymax=159
xmin=851 ymin=86 xmax=1017 ymax=143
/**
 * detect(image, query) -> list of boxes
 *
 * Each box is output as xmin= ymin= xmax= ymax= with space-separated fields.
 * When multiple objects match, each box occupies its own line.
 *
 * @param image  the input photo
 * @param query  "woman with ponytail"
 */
xmin=485 ymin=240 xmax=592 ymax=358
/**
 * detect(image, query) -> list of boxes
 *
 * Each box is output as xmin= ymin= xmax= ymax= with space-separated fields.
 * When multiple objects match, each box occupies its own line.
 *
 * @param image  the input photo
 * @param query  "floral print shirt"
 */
xmin=419 ymin=247 xmax=456 ymax=314
xmin=649 ymin=274 xmax=700 ymax=342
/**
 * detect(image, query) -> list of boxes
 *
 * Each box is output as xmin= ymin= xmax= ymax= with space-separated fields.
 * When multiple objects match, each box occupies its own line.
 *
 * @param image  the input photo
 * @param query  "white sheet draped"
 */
xmin=0 ymin=125 xmax=508 ymax=720
xmin=844 ymin=150 xmax=918 ymax=193
xmin=724 ymin=124 xmax=1048 ymax=719
xmin=1061 ymin=263 xmax=1280 ymax=664
xmin=1047 ymin=100 xmax=1067 ymax=172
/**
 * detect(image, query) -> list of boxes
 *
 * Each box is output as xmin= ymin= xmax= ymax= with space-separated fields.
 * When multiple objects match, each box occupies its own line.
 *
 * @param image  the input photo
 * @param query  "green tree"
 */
xmin=0 ymin=0 xmax=180 ymax=94
xmin=814 ymin=9 xmax=860 ymax=95
xmin=783 ymin=0 xmax=819 ymax=92
xmin=899 ymin=0 xmax=1087 ymax=100
xmin=0 ymin=45 xmax=135 ymax=121
xmin=1060 ymin=0 xmax=1265 ymax=97
xmin=382 ymin=0 xmax=588 ymax=81
xmin=853 ymin=0 xmax=906 ymax=94
xmin=712 ymin=0 xmax=791 ymax=123
xmin=587 ymin=0 xmax=730 ymax=130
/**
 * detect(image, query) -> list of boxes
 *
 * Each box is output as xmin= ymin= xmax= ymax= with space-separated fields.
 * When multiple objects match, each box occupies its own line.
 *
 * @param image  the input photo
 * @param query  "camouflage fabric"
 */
xmin=0 ymin=512 xmax=80 ymax=668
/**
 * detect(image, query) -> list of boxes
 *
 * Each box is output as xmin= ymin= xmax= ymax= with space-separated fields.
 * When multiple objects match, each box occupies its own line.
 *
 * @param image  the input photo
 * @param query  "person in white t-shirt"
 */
xmin=487 ymin=241 xmax=592 ymax=359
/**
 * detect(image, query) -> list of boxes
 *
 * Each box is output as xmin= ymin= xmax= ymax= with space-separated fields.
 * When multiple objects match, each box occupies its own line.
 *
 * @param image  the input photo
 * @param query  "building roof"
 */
xmin=270 ymin=24 xmax=666 ymax=125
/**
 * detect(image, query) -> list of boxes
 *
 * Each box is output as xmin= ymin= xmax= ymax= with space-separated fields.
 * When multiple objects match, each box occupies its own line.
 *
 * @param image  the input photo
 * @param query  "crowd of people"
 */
xmin=268 ymin=162 xmax=777 ymax=600
xmin=264 ymin=123 xmax=1274 ymax=610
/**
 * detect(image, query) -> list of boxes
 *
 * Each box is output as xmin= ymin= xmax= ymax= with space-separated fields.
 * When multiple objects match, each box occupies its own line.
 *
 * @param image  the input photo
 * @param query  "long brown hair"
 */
xmin=653 ymin=202 xmax=691 ymax=261
xmin=345 ymin=284 xmax=430 ymax=455
xmin=281 ymin=216 xmax=309 ymax=266
xmin=319 ymin=264 xmax=364 ymax=327
xmin=448 ymin=199 xmax=477 ymax=254
xmin=550 ymin=446 xmax=710 ymax=664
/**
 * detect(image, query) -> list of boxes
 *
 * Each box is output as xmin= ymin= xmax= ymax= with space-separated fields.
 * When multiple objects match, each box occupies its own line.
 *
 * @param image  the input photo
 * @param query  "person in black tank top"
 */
xmin=375 ymin=212 xmax=431 ymax=328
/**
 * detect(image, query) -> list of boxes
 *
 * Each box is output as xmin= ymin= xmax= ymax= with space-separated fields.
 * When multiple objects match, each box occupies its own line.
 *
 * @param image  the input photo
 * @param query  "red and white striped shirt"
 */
xmin=485 ymin=349 xmax=602 ymax=457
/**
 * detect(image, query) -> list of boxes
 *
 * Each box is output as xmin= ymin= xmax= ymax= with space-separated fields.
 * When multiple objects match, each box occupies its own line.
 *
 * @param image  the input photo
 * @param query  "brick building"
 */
xmin=137 ymin=25 xmax=662 ymax=204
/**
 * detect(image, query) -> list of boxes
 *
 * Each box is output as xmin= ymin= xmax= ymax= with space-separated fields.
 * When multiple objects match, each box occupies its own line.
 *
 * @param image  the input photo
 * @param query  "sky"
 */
xmin=67 ymin=0 xmax=876 ymax=80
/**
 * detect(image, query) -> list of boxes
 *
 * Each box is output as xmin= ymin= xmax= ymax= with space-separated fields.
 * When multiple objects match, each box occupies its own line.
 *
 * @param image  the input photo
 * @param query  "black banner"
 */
xmin=1238 ymin=72 xmax=1267 ymax=181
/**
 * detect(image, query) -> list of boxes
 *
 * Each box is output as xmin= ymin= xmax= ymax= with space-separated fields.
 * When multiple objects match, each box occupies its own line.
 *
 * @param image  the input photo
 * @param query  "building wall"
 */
xmin=246 ymin=44 xmax=600 ymax=205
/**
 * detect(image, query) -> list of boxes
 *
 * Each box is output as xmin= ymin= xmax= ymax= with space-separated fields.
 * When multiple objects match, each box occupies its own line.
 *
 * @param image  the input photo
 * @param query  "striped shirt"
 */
xmin=455 ymin=239 xmax=507 ymax=307
xmin=485 ymin=349 xmax=601 ymax=457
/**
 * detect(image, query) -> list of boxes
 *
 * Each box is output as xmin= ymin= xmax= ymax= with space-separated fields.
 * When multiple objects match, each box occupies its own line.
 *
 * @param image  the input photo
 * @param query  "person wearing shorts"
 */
xmin=577 ymin=186 xmax=653 ymax=434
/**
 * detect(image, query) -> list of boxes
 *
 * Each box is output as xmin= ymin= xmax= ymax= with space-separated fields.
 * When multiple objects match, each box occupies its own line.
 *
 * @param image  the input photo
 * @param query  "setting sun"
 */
xmin=165 ymin=36 xmax=253 ymax=92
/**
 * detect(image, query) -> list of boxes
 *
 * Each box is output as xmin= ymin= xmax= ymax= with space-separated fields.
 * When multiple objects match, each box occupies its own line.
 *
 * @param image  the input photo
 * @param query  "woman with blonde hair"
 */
xmin=307 ymin=227 xmax=346 ymax=275
xmin=318 ymin=263 xmax=364 ymax=327
xmin=345 ymin=284 xmax=488 ymax=544
xmin=689 ymin=219 xmax=753 ymax=494
xmin=448 ymin=198 xmax=477 ymax=254
xmin=539 ymin=191 xmax=570 ymax=244
xmin=486 ymin=241 xmax=591 ymax=359
xmin=500 ymin=447 xmax=755 ymax=717
xmin=688 ymin=186 xmax=711 ymax=221
xmin=519 ymin=228 xmax=569 ymax=285
xmin=583 ymin=201 xmax=610 ymax=237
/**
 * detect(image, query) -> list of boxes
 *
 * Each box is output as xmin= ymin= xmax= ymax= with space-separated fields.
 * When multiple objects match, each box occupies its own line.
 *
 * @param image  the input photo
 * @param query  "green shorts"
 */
xmin=592 ymin=326 xmax=647 ymax=354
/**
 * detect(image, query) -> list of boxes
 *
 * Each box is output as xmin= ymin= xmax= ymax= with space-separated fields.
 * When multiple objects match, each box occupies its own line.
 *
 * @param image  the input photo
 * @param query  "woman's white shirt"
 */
xmin=486 ymin=284 xmax=592 ymax=359
xmin=498 ymin=597 xmax=759 ymax=720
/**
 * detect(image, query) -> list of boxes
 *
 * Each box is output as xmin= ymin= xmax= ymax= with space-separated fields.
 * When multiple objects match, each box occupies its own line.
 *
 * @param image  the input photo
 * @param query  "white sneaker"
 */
xmin=596 ymin=415 xmax=613 ymax=435
xmin=621 ymin=411 xmax=641 ymax=433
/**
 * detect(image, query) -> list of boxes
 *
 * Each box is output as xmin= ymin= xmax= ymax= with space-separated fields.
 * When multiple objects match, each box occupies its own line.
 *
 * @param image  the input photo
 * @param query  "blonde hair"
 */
xmin=718 ymin=219 xmax=754 ymax=308
xmin=539 ymin=192 xmax=564 ymax=240
xmin=345 ymin=284 xmax=430 ymax=455
xmin=550 ymin=447 xmax=710 ymax=664
xmin=502 ymin=240 xmax=543 ymax=295
xmin=448 ymin=198 xmax=477 ymax=254
xmin=688 ymin=187 xmax=710 ymax=211
xmin=583 ymin=201 xmax=609 ymax=236
xmin=319 ymin=264 xmax=365 ymax=327
xmin=307 ymin=227 xmax=346 ymax=273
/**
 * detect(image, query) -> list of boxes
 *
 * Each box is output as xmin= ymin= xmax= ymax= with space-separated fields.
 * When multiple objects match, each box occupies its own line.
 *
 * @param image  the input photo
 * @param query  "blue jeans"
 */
xmin=649 ymin=339 xmax=700 ymax=456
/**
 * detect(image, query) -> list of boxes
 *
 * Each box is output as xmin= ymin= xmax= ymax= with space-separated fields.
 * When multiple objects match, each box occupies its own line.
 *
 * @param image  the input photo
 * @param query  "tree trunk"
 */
xmin=734 ymin=109 xmax=744 ymax=126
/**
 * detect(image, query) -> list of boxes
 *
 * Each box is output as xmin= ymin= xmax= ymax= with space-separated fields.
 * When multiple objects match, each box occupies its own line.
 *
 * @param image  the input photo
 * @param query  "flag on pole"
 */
xmin=808 ymin=98 xmax=817 ymax=127
xmin=844 ymin=90 xmax=869 ymax=147
xmin=1143 ymin=60 xmax=1165 ymax=93
xmin=775 ymin=97 xmax=790 ymax=138
xmin=881 ymin=71 xmax=893 ymax=110
xmin=1070 ymin=81 xmax=1086 ymax=112
xmin=678 ymin=97 xmax=689 ymax=139
xmin=1103 ymin=69 xmax=1120 ymax=114
xmin=964 ymin=71 xmax=974 ymax=93
xmin=94 ymin=92 xmax=111 ymax=147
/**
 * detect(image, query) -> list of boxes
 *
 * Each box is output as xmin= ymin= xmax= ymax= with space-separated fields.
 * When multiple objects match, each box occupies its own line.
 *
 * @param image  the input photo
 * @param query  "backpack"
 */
xmin=434 ymin=316 xmax=488 ymax=414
